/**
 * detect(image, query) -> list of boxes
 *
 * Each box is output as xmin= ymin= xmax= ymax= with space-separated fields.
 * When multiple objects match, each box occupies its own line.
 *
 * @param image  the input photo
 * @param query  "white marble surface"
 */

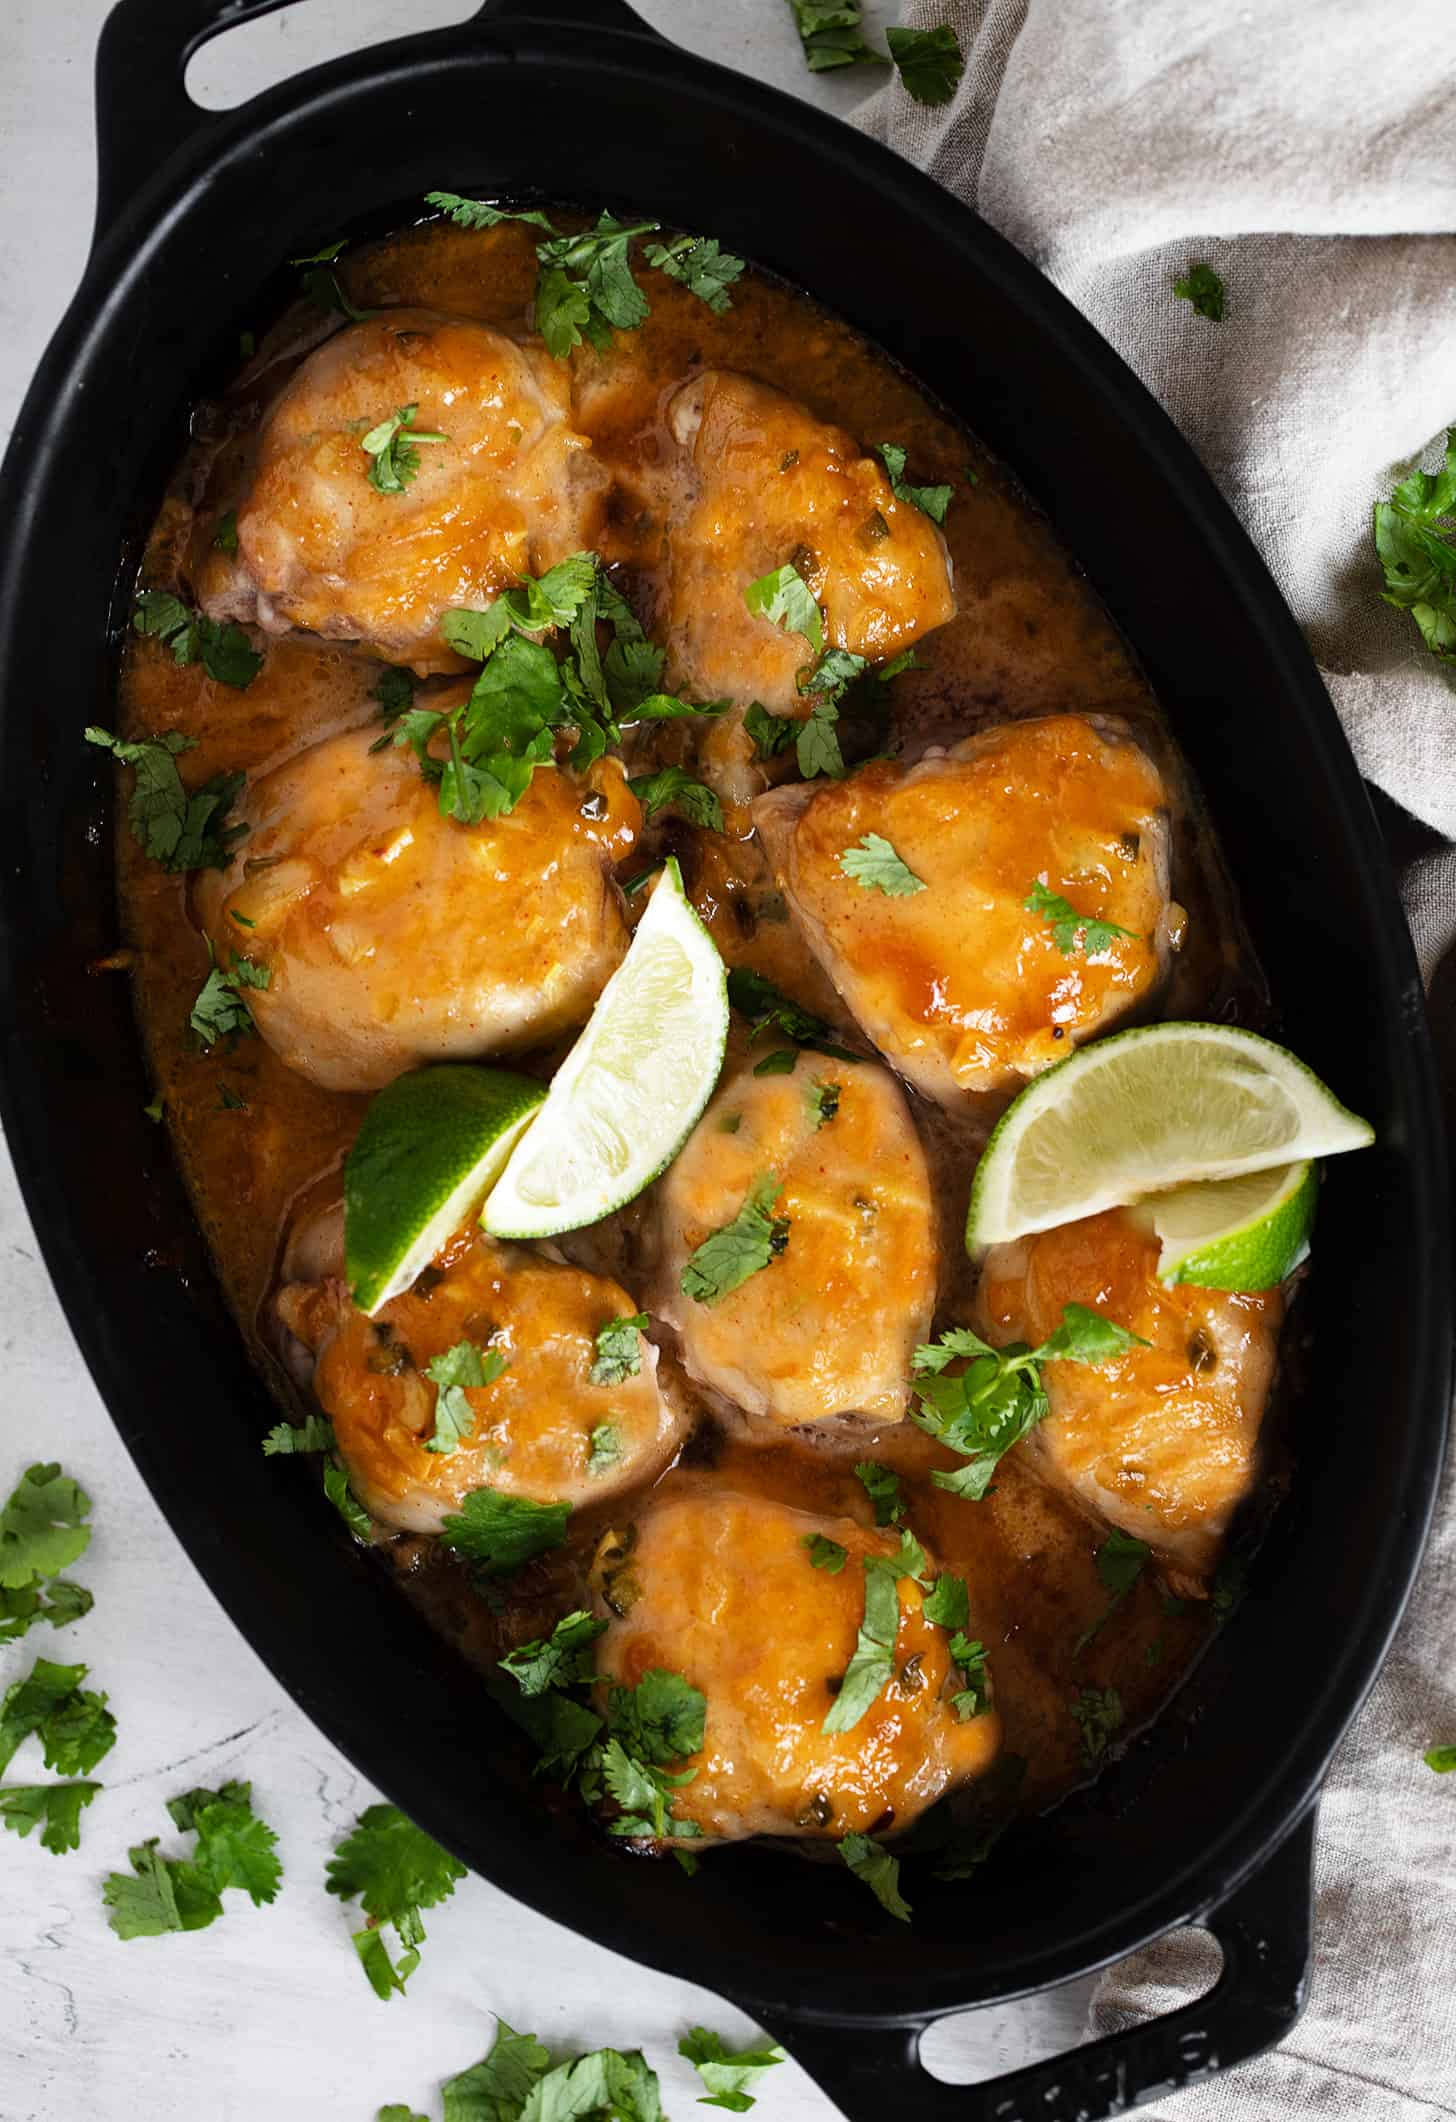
xmin=0 ymin=4 xmax=1097 ymax=2116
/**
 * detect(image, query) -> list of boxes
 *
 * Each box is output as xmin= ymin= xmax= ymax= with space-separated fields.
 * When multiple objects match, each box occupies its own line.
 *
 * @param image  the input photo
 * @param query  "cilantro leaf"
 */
xmin=104 ymin=1840 xmax=210 ymax=1939
xmin=788 ymin=0 xmax=887 ymax=72
xmin=440 ymin=2018 xmax=551 ymax=2121
xmin=1025 ymin=879 xmax=1137 ymax=956
xmin=796 ymin=702 xmax=845 ymax=780
xmin=327 ymin=1803 xmax=466 ymax=2001
xmin=361 ymin=402 xmax=448 ymax=494
xmin=0 ymin=1779 xmax=99 ymax=1855
xmin=189 ymin=950 xmax=270 ymax=1048
xmin=839 ymin=1831 xmax=911 ymax=1922
xmin=85 ymin=727 xmax=247 ymax=873
xmin=166 ymin=1781 xmax=281 ymax=1905
xmin=1073 ymin=1528 xmax=1151 ymax=1655
xmin=425 ymin=192 xmax=559 ymax=234
xmin=743 ymin=563 xmax=824 ymax=656
xmin=517 ymin=2047 xmax=665 ymax=2122
xmin=1374 ymin=427 xmax=1456 ymax=657
xmin=679 ymin=2027 xmax=786 ymax=2112
xmin=808 ymin=1078 xmax=840 ymax=1126
xmin=439 ymin=1489 xmax=570 ymax=1574
xmin=323 ymin=1462 xmax=374 ymax=1541
xmin=680 ymin=1175 xmax=789 ymax=1305
xmin=948 ymin=1632 xmax=993 ymax=1719
xmin=379 ymin=2109 xmax=429 ymax=2122
xmin=0 ymin=1577 xmax=93 ymax=1646
xmin=627 ymin=765 xmax=724 ymax=832
xmin=804 ymin=1533 xmax=848 ymax=1573
xmin=644 ymin=235 xmax=746 ymax=314
xmin=822 ymin=1552 xmax=903 ymax=1734
xmin=853 ymin=1460 xmax=905 ymax=1526
xmin=425 ymin=1338 xmax=508 ymax=1455
xmin=371 ymin=665 xmax=416 ymax=724
xmin=744 ymin=703 xmax=798 ymax=760
xmin=131 ymin=591 xmax=263 ymax=688
xmin=1426 ymin=1746 xmax=1456 ymax=1773
xmin=873 ymin=441 xmax=954 ymax=524
xmin=0 ymin=1463 xmax=91 ymax=1590
xmin=532 ymin=213 xmax=661 ymax=358
xmin=922 ymin=1573 xmax=969 ymax=1631
xmin=1035 ymin=1303 xmax=1148 ymax=1366
xmin=261 ymin=1415 xmax=334 ymax=1456
xmin=588 ymin=1424 xmax=622 ymax=1476
xmin=750 ymin=1049 xmax=796 ymax=1079
xmin=886 ymin=23 xmax=965 ymax=105
xmin=0 ymin=1657 xmax=116 ymax=1779
xmin=838 ymin=832 xmax=925 ymax=896
xmin=591 ymin=1313 xmax=648 ymax=1387
xmin=725 ymin=967 xmax=859 ymax=1062
xmin=608 ymin=1668 xmax=706 ymax=1766
xmin=499 ymin=1611 xmax=606 ymax=1698
xmin=1173 ymin=262 xmax=1226 ymax=321
xmin=1071 ymin=1685 xmax=1124 ymax=1764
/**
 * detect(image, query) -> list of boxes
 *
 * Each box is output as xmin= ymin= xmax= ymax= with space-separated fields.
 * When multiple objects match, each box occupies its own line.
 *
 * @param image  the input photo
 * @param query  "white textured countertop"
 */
xmin=0 ymin=4 xmax=1097 ymax=2115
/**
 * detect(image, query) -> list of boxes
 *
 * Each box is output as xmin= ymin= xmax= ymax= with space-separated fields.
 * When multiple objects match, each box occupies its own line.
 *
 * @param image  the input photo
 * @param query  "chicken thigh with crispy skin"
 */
xmin=975 ymin=1208 xmax=1284 ymax=1590
xmin=592 ymin=1486 xmax=1001 ymax=1843
xmin=195 ymin=709 xmax=640 ymax=1093
xmin=753 ymin=714 xmax=1174 ymax=1103
xmin=662 ymin=371 xmax=956 ymax=715
xmin=198 ymin=311 xmax=604 ymax=671
xmin=656 ymin=1051 xmax=937 ymax=1427
xmin=276 ymin=1219 xmax=682 ymax=1532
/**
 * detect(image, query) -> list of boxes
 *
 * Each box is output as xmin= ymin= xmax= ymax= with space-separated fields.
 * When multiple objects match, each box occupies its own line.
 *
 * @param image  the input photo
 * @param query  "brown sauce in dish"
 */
xmin=112 ymin=217 xmax=1267 ymax=1837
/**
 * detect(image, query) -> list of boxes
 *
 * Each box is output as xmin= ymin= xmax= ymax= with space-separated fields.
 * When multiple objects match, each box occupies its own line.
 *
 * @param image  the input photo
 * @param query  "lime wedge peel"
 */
xmin=967 ymin=1021 xmax=1374 ymax=1254
xmin=345 ymin=1065 xmax=545 ymax=1314
xmin=482 ymin=856 xmax=729 ymax=1240
xmin=1136 ymin=1159 xmax=1318 ymax=1290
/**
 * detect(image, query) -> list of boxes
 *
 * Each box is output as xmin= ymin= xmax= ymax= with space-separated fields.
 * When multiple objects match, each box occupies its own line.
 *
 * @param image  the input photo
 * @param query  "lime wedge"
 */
xmin=482 ymin=857 xmax=728 ymax=1239
xmin=967 ymin=1022 xmax=1373 ymax=1252
xmin=345 ymin=1064 xmax=546 ymax=1314
xmin=1136 ymin=1160 xmax=1317 ymax=1290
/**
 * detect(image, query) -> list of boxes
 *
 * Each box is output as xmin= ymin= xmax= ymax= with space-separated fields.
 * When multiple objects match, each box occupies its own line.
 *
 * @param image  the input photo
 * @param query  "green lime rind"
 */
xmin=344 ymin=1064 xmax=546 ymax=1313
xmin=967 ymin=1021 xmax=1373 ymax=1254
xmin=482 ymin=857 xmax=729 ymax=1240
xmin=1146 ymin=1159 xmax=1318 ymax=1291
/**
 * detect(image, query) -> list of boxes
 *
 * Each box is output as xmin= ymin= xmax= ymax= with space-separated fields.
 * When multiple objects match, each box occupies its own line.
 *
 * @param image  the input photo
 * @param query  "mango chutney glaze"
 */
xmin=116 ymin=218 xmax=1254 ymax=1820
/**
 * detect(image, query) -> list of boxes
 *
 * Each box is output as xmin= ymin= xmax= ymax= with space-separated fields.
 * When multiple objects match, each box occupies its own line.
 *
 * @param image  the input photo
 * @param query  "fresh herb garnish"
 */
xmin=423 ymin=1339 xmax=507 ymax=1456
xmin=0 ymin=1656 xmax=115 ymax=1780
xmin=189 ymin=948 xmax=270 ymax=1049
xmin=743 ymin=562 xmax=824 ymax=656
xmin=1073 ymin=1528 xmax=1151 ymax=1655
xmin=326 ymin=1803 xmax=466 ymax=1999
xmin=590 ymin=1314 xmax=649 ymax=1387
xmin=787 ymin=0 xmax=887 ymax=71
xmin=874 ymin=441 xmax=954 ymax=524
xmin=213 ymin=510 xmax=238 ymax=556
xmin=838 ymin=833 xmax=925 ymax=896
xmin=1173 ymin=262 xmax=1226 ymax=322
xmin=85 ymin=727 xmax=247 ymax=873
xmin=447 ymin=2024 xmax=663 ymax=2122
xmin=839 ymin=1831 xmax=911 ymax=1922
xmin=603 ymin=1667 xmax=708 ymax=1842
xmin=751 ymin=1048 xmax=796 ymax=1078
xmin=626 ymin=766 xmax=724 ymax=832
xmin=1425 ymin=1746 xmax=1456 ymax=1773
xmin=588 ymin=1424 xmax=623 ymax=1476
xmin=822 ymin=1544 xmax=923 ymax=1734
xmin=361 ymin=403 xmax=448 ymax=495
xmin=853 ymin=1460 xmax=905 ymax=1527
xmin=922 ymin=1573 xmax=969 ymax=1631
xmin=438 ymin=1490 xmax=570 ymax=1575
xmin=1374 ymin=427 xmax=1456 ymax=658
xmin=948 ymin=1631 xmax=992 ymax=1719
xmin=1024 ymin=879 xmax=1137 ymax=956
xmin=808 ymin=1078 xmax=841 ymax=1126
xmin=795 ymin=701 xmax=845 ymax=780
xmin=499 ymin=1611 xmax=607 ymax=1698
xmin=912 ymin=1307 xmax=1148 ymax=1500
xmin=725 ymin=967 xmax=859 ymax=1062
xmin=804 ymin=1533 xmax=848 ymax=1573
xmin=261 ymin=1416 xmax=334 ymax=1456
xmin=1071 ymin=1685 xmax=1124 ymax=1764
xmin=643 ymin=234 xmax=746 ymax=313
xmin=679 ymin=2027 xmax=786 ymax=2112
xmin=886 ymin=23 xmax=965 ymax=104
xmin=0 ymin=1463 xmax=91 ymax=1594
xmin=103 ymin=1781 xmax=281 ymax=1936
xmin=323 ymin=1462 xmax=373 ymax=1541
xmin=423 ymin=193 xmax=559 ymax=233
xmin=744 ymin=702 xmax=798 ymax=760
xmin=680 ymin=1175 xmax=789 ymax=1305
xmin=0 ymin=1780 xmax=99 ymax=1855
xmin=131 ymin=590 xmax=263 ymax=688
xmin=371 ymin=665 xmax=416 ymax=724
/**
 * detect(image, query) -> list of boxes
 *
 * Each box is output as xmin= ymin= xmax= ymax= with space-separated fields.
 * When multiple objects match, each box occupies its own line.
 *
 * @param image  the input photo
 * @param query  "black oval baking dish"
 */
xmin=0 ymin=2 xmax=1448 ymax=2115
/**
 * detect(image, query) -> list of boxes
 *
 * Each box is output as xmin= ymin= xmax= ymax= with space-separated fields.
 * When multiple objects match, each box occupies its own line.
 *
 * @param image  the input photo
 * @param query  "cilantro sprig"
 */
xmin=1024 ymin=879 xmax=1138 ymax=956
xmin=602 ymin=1668 xmax=707 ymax=1843
xmin=787 ymin=0 xmax=887 ymax=72
xmin=499 ymin=1611 xmax=606 ymax=1698
xmin=886 ymin=23 xmax=965 ymax=104
xmin=85 ymin=728 xmax=247 ymax=874
xmin=131 ymin=590 xmax=263 ymax=689
xmin=679 ymin=2027 xmax=786 ymax=2112
xmin=326 ymin=1803 xmax=466 ymax=2000
xmin=438 ymin=1489 xmax=570 ymax=1576
xmin=1375 ymin=427 xmax=1456 ymax=658
xmin=104 ymin=1781 xmax=281 ymax=1937
xmin=874 ymin=441 xmax=954 ymax=525
xmin=627 ymin=765 xmax=724 ymax=832
xmin=680 ymin=1175 xmax=789 ymax=1305
xmin=189 ymin=947 xmax=270 ymax=1049
xmin=1173 ymin=262 xmax=1227 ymax=322
xmin=912 ymin=1306 xmax=1148 ymax=1499
xmin=361 ymin=403 xmax=448 ymax=494
xmin=0 ymin=1655 xmax=116 ymax=1781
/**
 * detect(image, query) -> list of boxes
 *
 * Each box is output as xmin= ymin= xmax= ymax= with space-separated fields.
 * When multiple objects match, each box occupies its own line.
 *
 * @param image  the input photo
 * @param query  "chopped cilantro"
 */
xmin=804 ymin=1533 xmax=848 ymax=1573
xmin=499 ymin=1610 xmax=606 ymax=1698
xmin=822 ymin=1549 xmax=913 ymax=1734
xmin=1025 ymin=878 xmax=1137 ymax=956
xmin=886 ymin=23 xmax=965 ymax=104
xmin=743 ymin=562 xmax=824 ymax=656
xmin=590 ymin=1313 xmax=649 ymax=1387
xmin=438 ymin=1489 xmax=570 ymax=1574
xmin=877 ymin=647 xmax=920 ymax=681
xmin=874 ymin=441 xmax=954 ymax=524
xmin=103 ymin=1780 xmax=280 ymax=1937
xmin=1374 ymin=427 xmax=1456 ymax=657
xmin=808 ymin=1078 xmax=841 ymax=1126
xmin=0 ymin=1780 xmax=99 ymax=1856
xmin=361 ymin=402 xmax=448 ymax=494
xmin=424 ymin=192 xmax=558 ymax=233
xmin=0 ymin=1463 xmax=91 ymax=1591
xmin=603 ymin=1667 xmax=707 ymax=1841
xmin=627 ymin=765 xmax=724 ymax=832
xmin=1071 ymin=1685 xmax=1124 ymax=1764
xmin=371 ymin=665 xmax=416 ymax=724
xmin=795 ymin=701 xmax=845 ymax=780
xmin=948 ymin=1632 xmax=992 ymax=1719
xmin=534 ymin=212 xmax=660 ymax=357
xmin=261 ymin=1416 xmax=333 ymax=1456
xmin=424 ymin=1339 xmax=507 ymax=1456
xmin=189 ymin=949 xmax=270 ymax=1049
xmin=922 ymin=1573 xmax=969 ymax=1631
xmin=838 ymin=832 xmax=925 ymax=896
xmin=744 ymin=702 xmax=798 ymax=759
xmin=85 ymin=727 xmax=247 ymax=873
xmin=680 ymin=1175 xmax=789 ymax=1305
xmin=323 ymin=1463 xmax=373 ymax=1541
xmin=588 ymin=1425 xmax=623 ymax=1476
xmin=799 ymin=646 xmax=869 ymax=702
xmin=1073 ymin=1528 xmax=1151 ymax=1655
xmin=438 ymin=2019 xmax=552 ymax=2118
xmin=644 ymin=234 xmax=746 ymax=313
xmin=787 ymin=0 xmax=887 ymax=72
xmin=839 ymin=1831 xmax=911 ymax=1922
xmin=1425 ymin=1746 xmax=1456 ymax=1773
xmin=0 ymin=1577 xmax=92 ymax=1647
xmin=752 ymin=1048 xmax=798 ymax=1077
xmin=679 ymin=2026 xmax=786 ymax=2112
xmin=1174 ymin=262 xmax=1226 ymax=321
xmin=131 ymin=590 xmax=263 ymax=688
xmin=0 ymin=1656 xmax=116 ymax=1779
xmin=725 ymin=967 xmax=859 ymax=1062
xmin=853 ymin=1460 xmax=905 ymax=1526
xmin=326 ymin=1803 xmax=466 ymax=2000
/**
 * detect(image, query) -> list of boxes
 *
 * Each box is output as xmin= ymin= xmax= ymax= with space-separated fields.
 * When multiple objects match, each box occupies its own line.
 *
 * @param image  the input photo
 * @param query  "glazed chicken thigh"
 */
xmin=975 ymin=1207 xmax=1284 ymax=1590
xmin=195 ymin=710 xmax=639 ymax=1092
xmin=655 ymin=1051 xmax=937 ymax=1427
xmin=754 ymin=714 xmax=1174 ymax=1102
xmin=662 ymin=370 xmax=956 ymax=714
xmin=592 ymin=1487 xmax=1001 ymax=1843
xmin=276 ymin=1219 xmax=683 ymax=1532
xmin=198 ymin=311 xmax=604 ymax=670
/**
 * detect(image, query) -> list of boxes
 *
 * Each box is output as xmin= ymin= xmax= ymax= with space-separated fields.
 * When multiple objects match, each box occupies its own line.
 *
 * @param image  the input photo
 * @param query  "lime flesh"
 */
xmin=967 ymin=1021 xmax=1373 ymax=1253
xmin=482 ymin=857 xmax=728 ymax=1240
xmin=345 ymin=1064 xmax=545 ymax=1313
xmin=1137 ymin=1159 xmax=1317 ymax=1289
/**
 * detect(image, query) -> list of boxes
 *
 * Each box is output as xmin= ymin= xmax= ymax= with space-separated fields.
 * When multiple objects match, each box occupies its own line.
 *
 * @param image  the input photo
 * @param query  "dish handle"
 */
xmin=740 ymin=1809 xmax=1315 ymax=2122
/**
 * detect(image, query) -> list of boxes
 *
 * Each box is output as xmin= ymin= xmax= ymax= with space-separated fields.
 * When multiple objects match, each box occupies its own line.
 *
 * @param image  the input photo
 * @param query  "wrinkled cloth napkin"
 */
xmin=857 ymin=6 xmax=1456 ymax=2116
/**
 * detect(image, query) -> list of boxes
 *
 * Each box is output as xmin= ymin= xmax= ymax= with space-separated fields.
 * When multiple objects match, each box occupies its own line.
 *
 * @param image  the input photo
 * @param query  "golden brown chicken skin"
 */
xmin=198 ymin=311 xmax=604 ymax=670
xmin=975 ymin=1208 xmax=1284 ymax=1590
xmin=655 ymin=1052 xmax=937 ymax=1427
xmin=593 ymin=1487 xmax=1001 ymax=1843
xmin=662 ymin=371 xmax=956 ymax=715
xmin=276 ymin=1222 xmax=682 ymax=1533
xmin=194 ymin=710 xmax=640 ymax=1093
xmin=754 ymin=714 xmax=1174 ymax=1103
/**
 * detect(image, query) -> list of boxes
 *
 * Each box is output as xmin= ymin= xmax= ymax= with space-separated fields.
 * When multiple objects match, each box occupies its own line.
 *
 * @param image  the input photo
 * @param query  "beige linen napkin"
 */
xmin=857 ymin=5 xmax=1456 ymax=2114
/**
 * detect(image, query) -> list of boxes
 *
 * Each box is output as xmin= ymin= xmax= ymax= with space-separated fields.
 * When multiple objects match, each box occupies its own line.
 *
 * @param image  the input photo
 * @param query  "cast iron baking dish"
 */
xmin=0 ymin=1 xmax=1448 ymax=2114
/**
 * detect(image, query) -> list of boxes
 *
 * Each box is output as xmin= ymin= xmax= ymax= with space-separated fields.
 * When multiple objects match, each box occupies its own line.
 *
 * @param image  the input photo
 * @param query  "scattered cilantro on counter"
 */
xmin=103 ymin=1780 xmax=281 ymax=1938
xmin=1024 ymin=878 xmax=1137 ymax=956
xmin=362 ymin=403 xmax=448 ymax=494
xmin=1374 ymin=427 xmax=1456 ymax=658
xmin=886 ymin=23 xmax=965 ymax=105
xmin=627 ymin=766 xmax=725 ymax=832
xmin=591 ymin=1314 xmax=649 ymax=1387
xmin=1173 ymin=262 xmax=1226 ymax=322
xmin=438 ymin=1490 xmax=570 ymax=1575
xmin=679 ymin=2026 xmax=786 ymax=2112
xmin=1425 ymin=1746 xmax=1456 ymax=1773
xmin=680 ymin=1175 xmax=789 ymax=1305
xmin=0 ymin=1656 xmax=116 ymax=1780
xmin=131 ymin=590 xmax=263 ymax=688
xmin=838 ymin=832 xmax=925 ymax=896
xmin=787 ymin=0 xmax=887 ymax=72
xmin=326 ymin=1803 xmax=466 ymax=2001
xmin=743 ymin=561 xmax=824 ymax=656
xmin=852 ymin=1459 xmax=905 ymax=1527
xmin=838 ymin=1831 xmax=911 ymax=1922
xmin=424 ymin=1340 xmax=508 ymax=1457
xmin=0 ymin=1463 xmax=91 ymax=1595
xmin=85 ymin=727 xmax=247 ymax=873
xmin=0 ymin=1780 xmax=99 ymax=1856
xmin=1071 ymin=1685 xmax=1124 ymax=1765
xmin=874 ymin=441 xmax=954 ymax=524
